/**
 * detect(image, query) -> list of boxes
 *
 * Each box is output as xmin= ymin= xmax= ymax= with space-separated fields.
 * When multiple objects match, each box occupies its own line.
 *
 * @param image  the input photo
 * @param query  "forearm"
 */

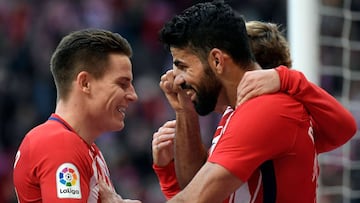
xmin=277 ymin=66 xmax=357 ymax=152
xmin=175 ymin=110 xmax=208 ymax=189
xmin=167 ymin=162 xmax=242 ymax=203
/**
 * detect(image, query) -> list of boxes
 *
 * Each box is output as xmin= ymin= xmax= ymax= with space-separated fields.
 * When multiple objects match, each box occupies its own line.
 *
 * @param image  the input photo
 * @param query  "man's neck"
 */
xmin=55 ymin=100 xmax=97 ymax=145
xmin=220 ymin=62 xmax=261 ymax=109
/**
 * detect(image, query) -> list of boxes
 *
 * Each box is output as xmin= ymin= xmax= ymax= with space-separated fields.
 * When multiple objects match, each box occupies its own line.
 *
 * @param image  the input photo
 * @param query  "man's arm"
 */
xmin=167 ymin=162 xmax=242 ymax=203
xmin=159 ymin=70 xmax=208 ymax=188
xmin=237 ymin=66 xmax=357 ymax=153
xmin=276 ymin=66 xmax=357 ymax=152
xmin=174 ymin=109 xmax=208 ymax=188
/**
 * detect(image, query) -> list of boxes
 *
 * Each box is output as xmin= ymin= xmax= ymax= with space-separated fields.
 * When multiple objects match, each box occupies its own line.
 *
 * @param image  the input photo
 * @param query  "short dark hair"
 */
xmin=50 ymin=28 xmax=132 ymax=100
xmin=159 ymin=0 xmax=255 ymax=67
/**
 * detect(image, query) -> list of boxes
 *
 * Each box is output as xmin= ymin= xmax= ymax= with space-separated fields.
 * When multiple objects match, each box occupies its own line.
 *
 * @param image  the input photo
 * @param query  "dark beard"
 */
xmin=193 ymin=67 xmax=222 ymax=116
xmin=193 ymin=91 xmax=218 ymax=116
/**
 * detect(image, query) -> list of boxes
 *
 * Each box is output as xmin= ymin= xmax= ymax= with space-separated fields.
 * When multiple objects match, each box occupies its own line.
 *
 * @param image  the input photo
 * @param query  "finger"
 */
xmin=159 ymin=80 xmax=174 ymax=94
xmin=98 ymin=173 xmax=108 ymax=186
xmin=161 ymin=69 xmax=174 ymax=80
xmin=237 ymin=73 xmax=253 ymax=96
xmin=164 ymin=70 xmax=175 ymax=84
xmin=152 ymin=132 xmax=174 ymax=148
xmin=160 ymin=71 xmax=176 ymax=91
xmin=153 ymin=122 xmax=173 ymax=139
xmin=156 ymin=127 xmax=176 ymax=140
xmin=237 ymin=85 xmax=250 ymax=104
xmin=158 ymin=126 xmax=176 ymax=134
xmin=152 ymin=132 xmax=160 ymax=147
xmin=156 ymin=123 xmax=176 ymax=135
xmin=237 ymin=83 xmax=253 ymax=106
xmin=237 ymin=71 xmax=253 ymax=89
xmin=98 ymin=177 xmax=112 ymax=197
xmin=153 ymin=133 xmax=175 ymax=147
xmin=163 ymin=120 xmax=176 ymax=127
xmin=157 ymin=140 xmax=174 ymax=149
xmin=98 ymin=178 xmax=106 ymax=190
xmin=237 ymin=91 xmax=257 ymax=107
xmin=157 ymin=136 xmax=175 ymax=146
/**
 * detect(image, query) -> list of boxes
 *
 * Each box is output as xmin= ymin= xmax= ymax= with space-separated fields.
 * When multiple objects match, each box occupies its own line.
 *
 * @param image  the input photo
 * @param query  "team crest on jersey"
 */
xmin=56 ymin=163 xmax=82 ymax=199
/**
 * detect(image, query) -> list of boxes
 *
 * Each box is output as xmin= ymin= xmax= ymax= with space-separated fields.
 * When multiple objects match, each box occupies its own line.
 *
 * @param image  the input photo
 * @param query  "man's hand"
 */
xmin=98 ymin=178 xmax=141 ymax=203
xmin=159 ymin=70 xmax=195 ymax=113
xmin=152 ymin=120 xmax=176 ymax=167
xmin=236 ymin=69 xmax=280 ymax=107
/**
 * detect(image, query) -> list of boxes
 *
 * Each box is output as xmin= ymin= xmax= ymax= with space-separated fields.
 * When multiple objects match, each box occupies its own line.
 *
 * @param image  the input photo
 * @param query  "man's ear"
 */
xmin=209 ymin=48 xmax=224 ymax=74
xmin=76 ymin=71 xmax=91 ymax=93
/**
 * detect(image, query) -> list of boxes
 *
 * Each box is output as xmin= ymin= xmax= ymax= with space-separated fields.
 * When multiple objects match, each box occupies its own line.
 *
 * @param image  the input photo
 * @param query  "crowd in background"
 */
xmin=7 ymin=0 xmax=359 ymax=202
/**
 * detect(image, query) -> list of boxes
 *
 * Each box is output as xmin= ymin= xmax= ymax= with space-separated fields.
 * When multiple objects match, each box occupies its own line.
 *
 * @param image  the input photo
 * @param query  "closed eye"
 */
xmin=174 ymin=60 xmax=187 ymax=71
xmin=116 ymin=78 xmax=131 ymax=89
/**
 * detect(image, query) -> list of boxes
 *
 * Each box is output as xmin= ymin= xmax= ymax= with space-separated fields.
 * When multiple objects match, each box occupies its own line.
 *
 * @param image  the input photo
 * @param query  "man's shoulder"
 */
xmin=22 ymin=121 xmax=85 ymax=155
xmin=234 ymin=92 xmax=306 ymax=120
xmin=254 ymin=92 xmax=295 ymax=102
xmin=19 ymin=121 xmax=91 ymax=169
xmin=240 ymin=93 xmax=298 ymax=109
xmin=27 ymin=120 xmax=78 ymax=141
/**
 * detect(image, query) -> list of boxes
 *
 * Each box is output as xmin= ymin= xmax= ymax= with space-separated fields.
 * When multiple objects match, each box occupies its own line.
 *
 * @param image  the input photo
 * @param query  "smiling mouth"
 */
xmin=118 ymin=107 xmax=126 ymax=116
xmin=180 ymin=83 xmax=196 ymax=99
xmin=185 ymin=90 xmax=196 ymax=101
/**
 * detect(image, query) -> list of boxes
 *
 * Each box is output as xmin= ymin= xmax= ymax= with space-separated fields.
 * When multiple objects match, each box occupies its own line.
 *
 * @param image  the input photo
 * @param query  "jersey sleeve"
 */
xmin=276 ymin=66 xmax=357 ymax=153
xmin=21 ymin=126 xmax=94 ymax=203
xmin=13 ymin=136 xmax=42 ymax=202
xmin=37 ymin=141 xmax=92 ymax=202
xmin=208 ymin=94 xmax=310 ymax=182
xmin=152 ymin=161 xmax=181 ymax=199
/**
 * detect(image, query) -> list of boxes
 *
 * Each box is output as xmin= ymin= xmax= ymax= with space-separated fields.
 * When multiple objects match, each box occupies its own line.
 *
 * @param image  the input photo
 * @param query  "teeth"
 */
xmin=118 ymin=108 xmax=125 ymax=113
xmin=118 ymin=108 xmax=126 ymax=118
xmin=186 ymin=90 xmax=196 ymax=100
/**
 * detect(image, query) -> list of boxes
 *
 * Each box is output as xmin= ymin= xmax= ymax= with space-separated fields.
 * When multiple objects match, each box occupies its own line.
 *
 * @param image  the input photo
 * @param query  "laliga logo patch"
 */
xmin=56 ymin=163 xmax=82 ymax=199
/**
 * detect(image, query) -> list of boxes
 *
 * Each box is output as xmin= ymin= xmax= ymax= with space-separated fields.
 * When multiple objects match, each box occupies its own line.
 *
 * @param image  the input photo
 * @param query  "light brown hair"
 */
xmin=246 ymin=21 xmax=292 ymax=69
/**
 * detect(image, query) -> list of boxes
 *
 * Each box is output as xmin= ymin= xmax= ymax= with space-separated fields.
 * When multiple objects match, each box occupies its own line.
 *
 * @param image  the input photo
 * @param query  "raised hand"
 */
xmin=159 ymin=69 xmax=195 ymax=113
xmin=152 ymin=120 xmax=176 ymax=167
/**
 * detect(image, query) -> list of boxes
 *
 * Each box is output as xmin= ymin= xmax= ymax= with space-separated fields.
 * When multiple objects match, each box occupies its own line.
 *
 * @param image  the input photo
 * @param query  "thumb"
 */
xmin=236 ymin=92 xmax=256 ymax=108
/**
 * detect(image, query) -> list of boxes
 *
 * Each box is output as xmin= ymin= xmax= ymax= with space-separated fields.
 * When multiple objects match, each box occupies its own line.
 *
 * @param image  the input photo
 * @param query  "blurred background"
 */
xmin=0 ymin=0 xmax=359 ymax=202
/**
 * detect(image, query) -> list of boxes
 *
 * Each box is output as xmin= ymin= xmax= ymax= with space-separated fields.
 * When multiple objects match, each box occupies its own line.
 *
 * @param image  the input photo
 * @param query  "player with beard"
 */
xmin=154 ymin=1 xmax=357 ymax=202
xmin=151 ymin=20 xmax=357 ymax=200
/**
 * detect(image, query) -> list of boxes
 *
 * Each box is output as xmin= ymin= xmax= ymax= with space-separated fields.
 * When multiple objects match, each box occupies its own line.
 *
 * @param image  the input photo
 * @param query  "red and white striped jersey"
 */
xmin=13 ymin=114 xmax=113 ymax=203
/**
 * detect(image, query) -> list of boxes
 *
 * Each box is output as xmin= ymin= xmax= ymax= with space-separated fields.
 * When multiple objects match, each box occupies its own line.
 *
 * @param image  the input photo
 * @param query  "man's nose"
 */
xmin=126 ymin=86 xmax=138 ymax=102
